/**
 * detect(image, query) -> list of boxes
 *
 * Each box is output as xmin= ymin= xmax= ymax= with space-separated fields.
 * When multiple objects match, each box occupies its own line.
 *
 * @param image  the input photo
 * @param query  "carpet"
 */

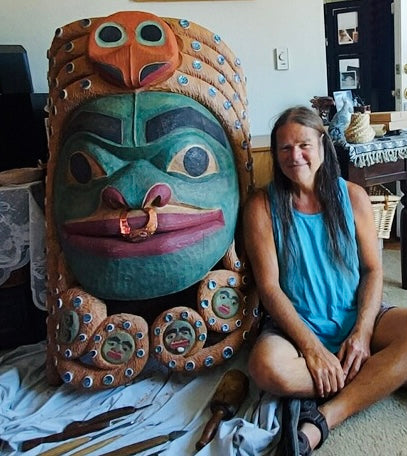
xmin=316 ymin=248 xmax=407 ymax=456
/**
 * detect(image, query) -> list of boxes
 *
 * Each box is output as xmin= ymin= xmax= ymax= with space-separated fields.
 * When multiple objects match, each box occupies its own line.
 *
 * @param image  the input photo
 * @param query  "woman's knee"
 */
xmin=248 ymin=349 xmax=293 ymax=394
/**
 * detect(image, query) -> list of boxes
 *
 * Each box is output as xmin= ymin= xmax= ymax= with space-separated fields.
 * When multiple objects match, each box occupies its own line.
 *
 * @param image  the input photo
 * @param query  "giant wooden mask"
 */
xmin=46 ymin=11 xmax=258 ymax=389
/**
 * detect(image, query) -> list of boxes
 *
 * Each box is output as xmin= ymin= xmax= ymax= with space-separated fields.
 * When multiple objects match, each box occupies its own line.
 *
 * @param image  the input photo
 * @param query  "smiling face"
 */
xmin=276 ymin=122 xmax=324 ymax=187
xmin=53 ymin=92 xmax=239 ymax=300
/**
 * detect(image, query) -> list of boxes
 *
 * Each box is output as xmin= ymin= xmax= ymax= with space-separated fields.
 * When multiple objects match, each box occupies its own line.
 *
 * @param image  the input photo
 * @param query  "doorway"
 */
xmin=324 ymin=0 xmax=395 ymax=112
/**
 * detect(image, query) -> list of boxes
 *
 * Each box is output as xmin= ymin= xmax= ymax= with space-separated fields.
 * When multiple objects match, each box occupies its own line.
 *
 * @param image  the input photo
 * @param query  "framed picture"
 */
xmin=333 ymin=90 xmax=353 ymax=112
xmin=337 ymin=11 xmax=359 ymax=45
xmin=340 ymin=70 xmax=357 ymax=90
xmin=339 ymin=57 xmax=360 ymax=89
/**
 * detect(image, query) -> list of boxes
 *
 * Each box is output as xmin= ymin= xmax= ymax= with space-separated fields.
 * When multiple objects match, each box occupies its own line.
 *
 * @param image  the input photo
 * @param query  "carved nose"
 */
xmin=102 ymin=186 xmax=128 ymax=209
xmin=144 ymin=184 xmax=172 ymax=207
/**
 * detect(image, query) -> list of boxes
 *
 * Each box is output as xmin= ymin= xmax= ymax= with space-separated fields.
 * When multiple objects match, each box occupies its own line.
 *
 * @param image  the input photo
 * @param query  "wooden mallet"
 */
xmin=195 ymin=369 xmax=249 ymax=450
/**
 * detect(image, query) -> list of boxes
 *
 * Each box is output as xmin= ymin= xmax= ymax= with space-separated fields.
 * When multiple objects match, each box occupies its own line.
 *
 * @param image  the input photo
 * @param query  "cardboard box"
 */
xmin=371 ymin=119 xmax=407 ymax=131
xmin=370 ymin=111 xmax=407 ymax=122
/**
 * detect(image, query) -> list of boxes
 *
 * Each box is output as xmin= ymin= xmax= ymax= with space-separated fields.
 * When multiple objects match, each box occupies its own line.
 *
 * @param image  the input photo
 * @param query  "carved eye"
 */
xmin=95 ymin=22 xmax=127 ymax=48
xmin=167 ymin=145 xmax=218 ymax=178
xmin=136 ymin=21 xmax=165 ymax=46
xmin=69 ymin=152 xmax=106 ymax=184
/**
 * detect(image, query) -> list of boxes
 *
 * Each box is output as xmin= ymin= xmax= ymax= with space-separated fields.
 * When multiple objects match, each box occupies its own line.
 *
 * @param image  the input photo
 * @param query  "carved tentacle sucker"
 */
xmin=48 ymin=288 xmax=149 ymax=389
xmin=150 ymin=267 xmax=259 ymax=372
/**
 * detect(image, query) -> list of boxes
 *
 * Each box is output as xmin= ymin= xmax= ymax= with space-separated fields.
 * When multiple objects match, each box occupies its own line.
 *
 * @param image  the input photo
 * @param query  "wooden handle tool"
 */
xmin=98 ymin=430 xmax=187 ymax=456
xmin=195 ymin=369 xmax=249 ymax=450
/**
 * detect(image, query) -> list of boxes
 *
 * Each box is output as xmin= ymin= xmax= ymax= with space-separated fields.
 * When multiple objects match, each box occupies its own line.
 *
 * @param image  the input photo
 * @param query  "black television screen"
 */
xmin=0 ymin=45 xmax=48 ymax=171
xmin=0 ymin=45 xmax=33 ymax=94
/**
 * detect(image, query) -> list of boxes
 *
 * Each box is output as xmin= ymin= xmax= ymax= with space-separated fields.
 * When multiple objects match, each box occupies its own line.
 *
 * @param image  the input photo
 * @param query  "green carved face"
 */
xmin=54 ymin=92 xmax=239 ymax=300
xmin=164 ymin=320 xmax=196 ymax=355
xmin=101 ymin=331 xmax=135 ymax=364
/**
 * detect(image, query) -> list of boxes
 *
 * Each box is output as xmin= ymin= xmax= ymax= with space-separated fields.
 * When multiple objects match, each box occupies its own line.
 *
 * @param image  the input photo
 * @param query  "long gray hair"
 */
xmin=270 ymin=106 xmax=350 ymax=264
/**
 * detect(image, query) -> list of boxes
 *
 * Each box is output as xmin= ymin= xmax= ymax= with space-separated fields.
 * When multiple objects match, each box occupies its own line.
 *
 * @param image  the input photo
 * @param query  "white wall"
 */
xmin=0 ymin=0 xmax=327 ymax=136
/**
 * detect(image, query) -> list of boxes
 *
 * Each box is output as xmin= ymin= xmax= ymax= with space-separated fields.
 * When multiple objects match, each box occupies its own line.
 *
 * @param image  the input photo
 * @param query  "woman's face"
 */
xmin=276 ymin=122 xmax=324 ymax=187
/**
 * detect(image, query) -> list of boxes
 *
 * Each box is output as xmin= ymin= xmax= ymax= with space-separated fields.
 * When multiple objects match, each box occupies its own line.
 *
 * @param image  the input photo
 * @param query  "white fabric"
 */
xmin=0 ymin=181 xmax=46 ymax=309
xmin=0 ymin=343 xmax=281 ymax=455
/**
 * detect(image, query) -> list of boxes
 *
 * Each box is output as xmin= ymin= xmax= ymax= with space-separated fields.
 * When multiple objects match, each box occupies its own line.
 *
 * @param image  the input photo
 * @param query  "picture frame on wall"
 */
xmin=340 ymin=70 xmax=357 ymax=90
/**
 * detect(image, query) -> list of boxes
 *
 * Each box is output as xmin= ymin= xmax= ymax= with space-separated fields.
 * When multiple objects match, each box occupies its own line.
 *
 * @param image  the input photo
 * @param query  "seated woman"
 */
xmin=243 ymin=106 xmax=407 ymax=455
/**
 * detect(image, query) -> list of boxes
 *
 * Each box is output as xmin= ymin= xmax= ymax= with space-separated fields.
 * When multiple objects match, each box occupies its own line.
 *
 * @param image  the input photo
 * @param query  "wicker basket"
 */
xmin=367 ymin=185 xmax=400 ymax=239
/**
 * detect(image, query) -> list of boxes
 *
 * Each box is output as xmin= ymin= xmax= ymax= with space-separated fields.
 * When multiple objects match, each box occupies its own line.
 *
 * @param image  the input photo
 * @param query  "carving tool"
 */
xmin=195 ymin=369 xmax=249 ymax=450
xmin=36 ymin=419 xmax=133 ymax=456
xmin=98 ymin=430 xmax=187 ymax=456
xmin=21 ymin=404 xmax=151 ymax=452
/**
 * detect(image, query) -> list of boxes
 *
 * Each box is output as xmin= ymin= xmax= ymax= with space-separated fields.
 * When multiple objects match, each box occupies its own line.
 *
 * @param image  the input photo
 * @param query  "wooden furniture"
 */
xmin=251 ymin=135 xmax=272 ymax=189
xmin=336 ymin=135 xmax=407 ymax=289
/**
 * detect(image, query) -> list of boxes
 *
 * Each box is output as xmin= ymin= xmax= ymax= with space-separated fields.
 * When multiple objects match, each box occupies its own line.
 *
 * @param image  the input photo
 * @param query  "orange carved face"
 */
xmin=88 ymin=11 xmax=180 ymax=89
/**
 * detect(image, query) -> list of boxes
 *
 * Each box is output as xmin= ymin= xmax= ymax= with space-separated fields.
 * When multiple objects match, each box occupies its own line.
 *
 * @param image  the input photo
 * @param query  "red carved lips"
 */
xmin=62 ymin=207 xmax=225 ymax=258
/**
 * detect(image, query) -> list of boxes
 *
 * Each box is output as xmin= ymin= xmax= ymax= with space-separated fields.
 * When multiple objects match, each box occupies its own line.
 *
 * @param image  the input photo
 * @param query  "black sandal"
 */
xmin=297 ymin=399 xmax=329 ymax=455
xmin=280 ymin=398 xmax=329 ymax=456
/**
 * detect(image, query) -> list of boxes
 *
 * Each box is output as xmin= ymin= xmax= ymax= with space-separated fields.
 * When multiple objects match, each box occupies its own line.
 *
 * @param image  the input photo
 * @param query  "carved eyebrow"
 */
xmin=64 ymin=111 xmax=123 ymax=144
xmin=145 ymin=107 xmax=227 ymax=147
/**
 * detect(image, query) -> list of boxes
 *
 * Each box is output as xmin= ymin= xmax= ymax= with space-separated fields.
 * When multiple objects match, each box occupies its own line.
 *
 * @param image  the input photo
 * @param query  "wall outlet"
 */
xmin=275 ymin=47 xmax=289 ymax=70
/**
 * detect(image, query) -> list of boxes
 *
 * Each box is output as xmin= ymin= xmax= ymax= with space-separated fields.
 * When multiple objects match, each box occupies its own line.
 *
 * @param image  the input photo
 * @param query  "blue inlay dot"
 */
xmin=209 ymin=87 xmax=217 ymax=97
xmin=179 ymin=19 xmax=190 ymax=28
xmin=208 ymin=317 xmax=216 ymax=326
xmin=93 ymin=334 xmax=102 ymax=342
xmin=224 ymin=100 xmax=232 ymax=110
xmin=63 ymin=372 xmax=73 ymax=383
xmin=178 ymin=75 xmax=188 ymax=86
xmin=154 ymin=327 xmax=161 ymax=336
xmin=221 ymin=324 xmax=230 ymax=332
xmin=227 ymin=277 xmax=237 ymax=286
xmin=223 ymin=346 xmax=234 ymax=359
xmin=200 ymin=299 xmax=209 ymax=309
xmin=217 ymin=55 xmax=225 ymax=65
xmin=185 ymin=361 xmax=196 ymax=371
xmin=83 ymin=313 xmax=92 ymax=324
xmin=123 ymin=321 xmax=131 ymax=330
xmin=191 ymin=41 xmax=202 ymax=51
xmin=106 ymin=323 xmax=115 ymax=332
xmin=136 ymin=349 xmax=145 ymax=358
xmin=102 ymin=375 xmax=114 ymax=385
xmin=164 ymin=313 xmax=173 ymax=322
xmin=155 ymin=345 xmax=163 ymax=353
xmin=73 ymin=296 xmax=83 ymax=307
xmin=208 ymin=280 xmax=217 ymax=290
xmin=125 ymin=368 xmax=134 ymax=377
xmin=218 ymin=74 xmax=226 ymax=84
xmin=204 ymin=356 xmax=214 ymax=367
xmin=79 ymin=333 xmax=87 ymax=342
xmin=82 ymin=376 xmax=93 ymax=388
xmin=195 ymin=320 xmax=203 ymax=327
xmin=181 ymin=311 xmax=189 ymax=320
xmin=64 ymin=349 xmax=72 ymax=358
xmin=198 ymin=333 xmax=207 ymax=341
xmin=213 ymin=34 xmax=221 ymax=44
xmin=192 ymin=60 xmax=202 ymax=70
xmin=168 ymin=360 xmax=177 ymax=369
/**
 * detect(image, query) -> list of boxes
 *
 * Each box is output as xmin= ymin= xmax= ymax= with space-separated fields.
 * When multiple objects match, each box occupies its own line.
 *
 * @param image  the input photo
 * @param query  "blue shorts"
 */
xmin=259 ymin=303 xmax=396 ymax=351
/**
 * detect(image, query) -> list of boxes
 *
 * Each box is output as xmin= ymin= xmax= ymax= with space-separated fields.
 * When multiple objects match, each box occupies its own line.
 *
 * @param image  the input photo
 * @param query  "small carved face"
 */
xmin=101 ymin=331 xmax=135 ymax=364
xmin=163 ymin=320 xmax=195 ymax=355
xmin=212 ymin=287 xmax=240 ymax=319
xmin=57 ymin=310 xmax=80 ymax=344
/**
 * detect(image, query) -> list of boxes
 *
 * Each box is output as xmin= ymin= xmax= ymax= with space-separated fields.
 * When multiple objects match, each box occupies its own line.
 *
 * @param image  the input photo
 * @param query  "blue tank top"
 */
xmin=268 ymin=177 xmax=360 ymax=353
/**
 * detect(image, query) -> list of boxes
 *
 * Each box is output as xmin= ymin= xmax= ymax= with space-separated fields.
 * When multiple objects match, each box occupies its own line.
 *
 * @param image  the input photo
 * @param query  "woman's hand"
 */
xmin=337 ymin=329 xmax=371 ymax=384
xmin=303 ymin=345 xmax=345 ymax=398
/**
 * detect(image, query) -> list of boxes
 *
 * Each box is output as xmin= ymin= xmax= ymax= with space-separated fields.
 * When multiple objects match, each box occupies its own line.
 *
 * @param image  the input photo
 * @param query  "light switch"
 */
xmin=275 ymin=47 xmax=289 ymax=70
